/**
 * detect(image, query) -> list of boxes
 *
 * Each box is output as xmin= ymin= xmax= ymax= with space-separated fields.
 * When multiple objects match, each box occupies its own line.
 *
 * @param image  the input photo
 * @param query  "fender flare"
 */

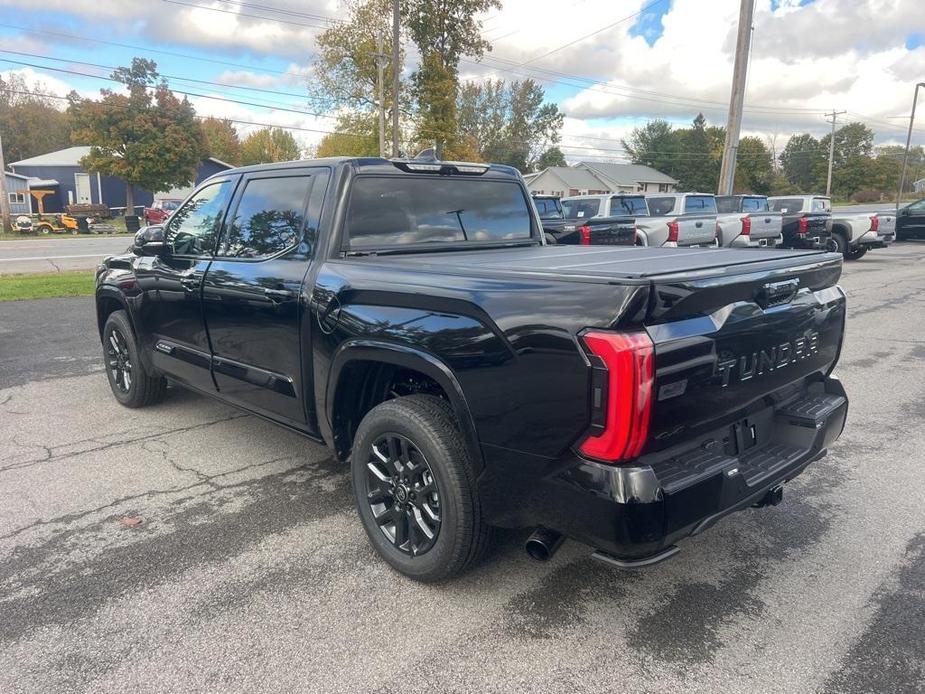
xmin=325 ymin=339 xmax=483 ymax=469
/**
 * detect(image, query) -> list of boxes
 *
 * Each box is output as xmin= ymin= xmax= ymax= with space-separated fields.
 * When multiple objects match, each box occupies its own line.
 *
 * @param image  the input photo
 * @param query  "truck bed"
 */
xmin=356 ymin=245 xmax=839 ymax=283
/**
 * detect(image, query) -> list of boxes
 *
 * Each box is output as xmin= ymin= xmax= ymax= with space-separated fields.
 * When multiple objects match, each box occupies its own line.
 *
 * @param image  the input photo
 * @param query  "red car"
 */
xmin=143 ymin=198 xmax=182 ymax=225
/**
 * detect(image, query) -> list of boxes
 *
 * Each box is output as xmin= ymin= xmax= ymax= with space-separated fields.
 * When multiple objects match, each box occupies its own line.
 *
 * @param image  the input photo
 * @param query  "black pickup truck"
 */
xmin=95 ymin=157 xmax=849 ymax=581
xmin=768 ymin=195 xmax=834 ymax=249
xmin=536 ymin=194 xmax=638 ymax=246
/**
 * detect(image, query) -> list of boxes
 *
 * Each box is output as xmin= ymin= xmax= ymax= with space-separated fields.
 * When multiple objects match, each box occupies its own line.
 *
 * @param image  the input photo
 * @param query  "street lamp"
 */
xmin=896 ymin=82 xmax=925 ymax=212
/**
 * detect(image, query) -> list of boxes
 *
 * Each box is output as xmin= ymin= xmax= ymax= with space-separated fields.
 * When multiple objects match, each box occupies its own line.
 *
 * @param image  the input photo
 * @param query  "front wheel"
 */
xmin=351 ymin=395 xmax=489 ymax=582
xmin=102 ymin=310 xmax=167 ymax=408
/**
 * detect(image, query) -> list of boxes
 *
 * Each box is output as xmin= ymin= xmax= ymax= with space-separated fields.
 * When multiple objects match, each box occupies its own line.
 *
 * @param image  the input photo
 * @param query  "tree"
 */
xmin=456 ymin=78 xmax=563 ymax=170
xmin=734 ymin=136 xmax=774 ymax=194
xmin=402 ymin=0 xmax=501 ymax=156
xmin=201 ymin=117 xmax=241 ymax=165
xmin=622 ymin=119 xmax=679 ymax=180
xmin=0 ymin=73 xmax=73 ymax=163
xmin=780 ymin=133 xmax=822 ymax=191
xmin=673 ymin=114 xmax=721 ymax=192
xmin=536 ymin=147 xmax=566 ymax=170
xmin=315 ymin=112 xmax=380 ymax=158
xmin=239 ymin=127 xmax=301 ymax=165
xmin=68 ymin=58 xmax=207 ymax=212
xmin=816 ymin=123 xmax=876 ymax=198
xmin=311 ymin=0 xmax=403 ymax=114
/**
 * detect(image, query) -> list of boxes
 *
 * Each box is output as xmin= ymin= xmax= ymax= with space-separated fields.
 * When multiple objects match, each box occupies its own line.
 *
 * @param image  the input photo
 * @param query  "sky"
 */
xmin=0 ymin=0 xmax=923 ymax=163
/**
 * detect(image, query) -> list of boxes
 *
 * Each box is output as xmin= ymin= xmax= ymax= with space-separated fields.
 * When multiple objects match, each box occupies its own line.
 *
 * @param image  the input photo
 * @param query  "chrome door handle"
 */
xmin=264 ymin=288 xmax=297 ymax=302
xmin=180 ymin=277 xmax=200 ymax=291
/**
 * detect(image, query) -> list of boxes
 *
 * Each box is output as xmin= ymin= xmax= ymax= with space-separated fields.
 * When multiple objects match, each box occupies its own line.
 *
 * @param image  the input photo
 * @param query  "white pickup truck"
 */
xmin=639 ymin=193 xmax=719 ymax=247
xmin=715 ymin=195 xmax=783 ymax=248
xmin=829 ymin=209 xmax=896 ymax=260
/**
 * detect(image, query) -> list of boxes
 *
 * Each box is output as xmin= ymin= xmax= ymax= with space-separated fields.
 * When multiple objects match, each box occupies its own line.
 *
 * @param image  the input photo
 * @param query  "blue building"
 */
xmin=5 ymin=171 xmax=32 ymax=215
xmin=9 ymin=146 xmax=231 ymax=214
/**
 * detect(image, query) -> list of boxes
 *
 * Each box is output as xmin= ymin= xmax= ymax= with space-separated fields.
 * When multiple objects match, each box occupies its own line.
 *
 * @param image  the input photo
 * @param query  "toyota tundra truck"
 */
xmin=769 ymin=195 xmax=833 ymax=250
xmin=829 ymin=210 xmax=896 ymax=260
xmin=638 ymin=192 xmax=719 ymax=247
xmin=95 ymin=156 xmax=849 ymax=582
xmin=715 ymin=195 xmax=783 ymax=248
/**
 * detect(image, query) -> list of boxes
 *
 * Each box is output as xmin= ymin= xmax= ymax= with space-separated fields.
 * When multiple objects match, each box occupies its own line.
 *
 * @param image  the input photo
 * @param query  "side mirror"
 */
xmin=900 ymin=208 xmax=910 ymax=216
xmin=133 ymin=225 xmax=165 ymax=256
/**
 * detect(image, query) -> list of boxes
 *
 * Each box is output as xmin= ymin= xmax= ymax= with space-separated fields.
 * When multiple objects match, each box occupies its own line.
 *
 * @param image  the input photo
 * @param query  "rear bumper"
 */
xmin=729 ymin=234 xmax=782 ymax=248
xmin=478 ymin=376 xmax=847 ymax=562
xmin=858 ymin=230 xmax=894 ymax=247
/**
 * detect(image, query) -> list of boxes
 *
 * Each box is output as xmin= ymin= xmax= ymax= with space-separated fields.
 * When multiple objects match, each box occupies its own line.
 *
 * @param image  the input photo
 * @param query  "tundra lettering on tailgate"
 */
xmin=715 ymin=331 xmax=820 ymax=388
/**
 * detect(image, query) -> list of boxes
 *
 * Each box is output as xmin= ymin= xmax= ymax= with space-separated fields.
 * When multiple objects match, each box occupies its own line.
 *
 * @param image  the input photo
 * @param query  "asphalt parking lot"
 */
xmin=1 ymin=243 xmax=924 ymax=694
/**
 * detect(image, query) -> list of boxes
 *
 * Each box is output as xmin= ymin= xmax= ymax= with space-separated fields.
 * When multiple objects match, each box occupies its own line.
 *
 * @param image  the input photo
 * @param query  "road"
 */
xmin=0 ymin=237 xmax=131 ymax=274
xmin=1 ymin=243 xmax=924 ymax=693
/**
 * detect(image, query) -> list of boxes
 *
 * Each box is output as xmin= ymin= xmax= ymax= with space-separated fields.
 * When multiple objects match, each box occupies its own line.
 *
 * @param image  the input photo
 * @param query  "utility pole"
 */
xmin=824 ymin=109 xmax=846 ymax=197
xmin=896 ymin=82 xmax=925 ymax=212
xmin=717 ymin=0 xmax=755 ymax=195
xmin=0 ymin=128 xmax=10 ymax=234
xmin=391 ymin=0 xmax=400 ymax=157
xmin=375 ymin=33 xmax=387 ymax=158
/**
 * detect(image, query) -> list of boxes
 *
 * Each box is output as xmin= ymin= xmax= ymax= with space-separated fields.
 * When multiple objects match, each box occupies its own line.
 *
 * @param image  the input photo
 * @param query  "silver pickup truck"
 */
xmin=715 ymin=195 xmax=783 ymax=248
xmin=829 ymin=209 xmax=896 ymax=260
xmin=639 ymin=193 xmax=718 ymax=247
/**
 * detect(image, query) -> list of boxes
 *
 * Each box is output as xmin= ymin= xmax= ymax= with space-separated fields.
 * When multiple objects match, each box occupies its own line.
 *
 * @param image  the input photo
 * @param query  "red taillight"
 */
xmin=666 ymin=221 xmax=679 ymax=243
xmin=869 ymin=215 xmax=879 ymax=232
xmin=579 ymin=225 xmax=592 ymax=245
xmin=578 ymin=331 xmax=654 ymax=463
xmin=798 ymin=216 xmax=809 ymax=235
xmin=741 ymin=216 xmax=751 ymax=235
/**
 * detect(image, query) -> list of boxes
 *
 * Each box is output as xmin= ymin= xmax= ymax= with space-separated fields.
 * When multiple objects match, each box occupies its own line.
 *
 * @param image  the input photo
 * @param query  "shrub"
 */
xmin=850 ymin=189 xmax=882 ymax=203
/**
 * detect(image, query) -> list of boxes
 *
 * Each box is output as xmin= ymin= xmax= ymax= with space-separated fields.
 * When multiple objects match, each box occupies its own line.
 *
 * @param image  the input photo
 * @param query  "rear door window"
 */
xmin=346 ymin=177 xmax=533 ymax=248
xmin=217 ymin=176 xmax=312 ymax=258
xmin=812 ymin=197 xmax=832 ymax=212
xmin=562 ymin=198 xmax=601 ymax=219
xmin=683 ymin=195 xmax=718 ymax=214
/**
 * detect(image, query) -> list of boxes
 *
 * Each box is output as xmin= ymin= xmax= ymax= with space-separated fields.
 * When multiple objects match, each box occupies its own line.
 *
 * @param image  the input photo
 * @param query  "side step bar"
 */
xmin=591 ymin=545 xmax=680 ymax=569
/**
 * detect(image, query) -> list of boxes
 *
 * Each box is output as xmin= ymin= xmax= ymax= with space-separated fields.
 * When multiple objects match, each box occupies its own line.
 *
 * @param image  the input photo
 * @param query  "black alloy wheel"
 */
xmin=102 ymin=310 xmax=167 ymax=408
xmin=365 ymin=433 xmax=442 ymax=556
xmin=106 ymin=326 xmax=134 ymax=393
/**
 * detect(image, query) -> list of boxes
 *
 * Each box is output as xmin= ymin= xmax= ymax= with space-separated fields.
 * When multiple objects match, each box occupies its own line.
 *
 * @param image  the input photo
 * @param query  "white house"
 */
xmin=913 ymin=177 xmax=925 ymax=194
xmin=575 ymin=162 xmax=678 ymax=193
xmin=525 ymin=166 xmax=613 ymax=197
xmin=525 ymin=162 xmax=678 ymax=197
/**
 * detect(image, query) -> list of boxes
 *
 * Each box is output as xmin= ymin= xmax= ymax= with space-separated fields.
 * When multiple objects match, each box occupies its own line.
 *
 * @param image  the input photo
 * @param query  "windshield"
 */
xmin=561 ymin=198 xmax=601 ymax=219
xmin=346 ymin=177 xmax=533 ymax=249
xmin=611 ymin=196 xmax=648 ymax=216
xmin=683 ymin=195 xmax=718 ymax=214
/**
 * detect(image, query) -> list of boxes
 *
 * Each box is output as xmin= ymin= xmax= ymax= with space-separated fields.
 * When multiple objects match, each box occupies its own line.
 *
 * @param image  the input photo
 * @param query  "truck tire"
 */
xmin=351 ymin=394 xmax=489 ymax=582
xmin=845 ymin=247 xmax=868 ymax=261
xmin=830 ymin=230 xmax=849 ymax=257
xmin=102 ymin=310 xmax=167 ymax=408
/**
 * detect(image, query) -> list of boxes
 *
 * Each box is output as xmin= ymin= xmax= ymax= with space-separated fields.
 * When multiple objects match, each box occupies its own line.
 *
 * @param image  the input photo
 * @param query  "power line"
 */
xmin=514 ymin=0 xmax=669 ymax=67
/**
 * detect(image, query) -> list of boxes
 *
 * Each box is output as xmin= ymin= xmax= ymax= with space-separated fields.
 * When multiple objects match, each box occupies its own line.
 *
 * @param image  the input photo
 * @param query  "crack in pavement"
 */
xmin=0 ymin=413 xmax=249 ymax=472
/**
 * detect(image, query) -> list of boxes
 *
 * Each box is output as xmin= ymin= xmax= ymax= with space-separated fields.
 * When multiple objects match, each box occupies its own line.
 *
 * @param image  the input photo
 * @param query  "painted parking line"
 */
xmin=0 ymin=254 xmax=109 ymax=262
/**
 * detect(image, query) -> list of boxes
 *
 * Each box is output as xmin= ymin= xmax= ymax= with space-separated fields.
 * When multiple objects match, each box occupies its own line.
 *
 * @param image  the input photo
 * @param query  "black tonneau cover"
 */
xmin=356 ymin=245 xmax=840 ymax=284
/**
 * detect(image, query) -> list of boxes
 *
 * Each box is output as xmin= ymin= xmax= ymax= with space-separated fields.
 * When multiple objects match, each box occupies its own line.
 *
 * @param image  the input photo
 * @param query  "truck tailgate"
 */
xmin=676 ymin=215 xmax=718 ymax=246
xmin=644 ymin=257 xmax=845 ymax=452
xmin=746 ymin=211 xmax=782 ymax=239
xmin=875 ymin=213 xmax=896 ymax=235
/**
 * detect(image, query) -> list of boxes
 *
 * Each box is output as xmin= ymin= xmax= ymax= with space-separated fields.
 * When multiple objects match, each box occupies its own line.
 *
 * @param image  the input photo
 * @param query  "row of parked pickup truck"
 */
xmin=533 ymin=191 xmax=897 ymax=260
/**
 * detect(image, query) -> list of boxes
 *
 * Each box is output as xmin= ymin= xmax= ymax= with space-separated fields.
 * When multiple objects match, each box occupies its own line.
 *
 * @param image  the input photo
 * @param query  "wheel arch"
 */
xmin=325 ymin=340 xmax=482 ymax=469
xmin=96 ymin=287 xmax=132 ymax=339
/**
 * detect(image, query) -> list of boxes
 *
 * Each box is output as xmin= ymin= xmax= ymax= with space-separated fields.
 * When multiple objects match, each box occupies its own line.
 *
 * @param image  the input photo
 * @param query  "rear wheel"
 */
xmin=351 ymin=394 xmax=489 ymax=582
xmin=845 ymin=246 xmax=868 ymax=261
xmin=829 ymin=231 xmax=848 ymax=257
xmin=102 ymin=310 xmax=166 ymax=408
